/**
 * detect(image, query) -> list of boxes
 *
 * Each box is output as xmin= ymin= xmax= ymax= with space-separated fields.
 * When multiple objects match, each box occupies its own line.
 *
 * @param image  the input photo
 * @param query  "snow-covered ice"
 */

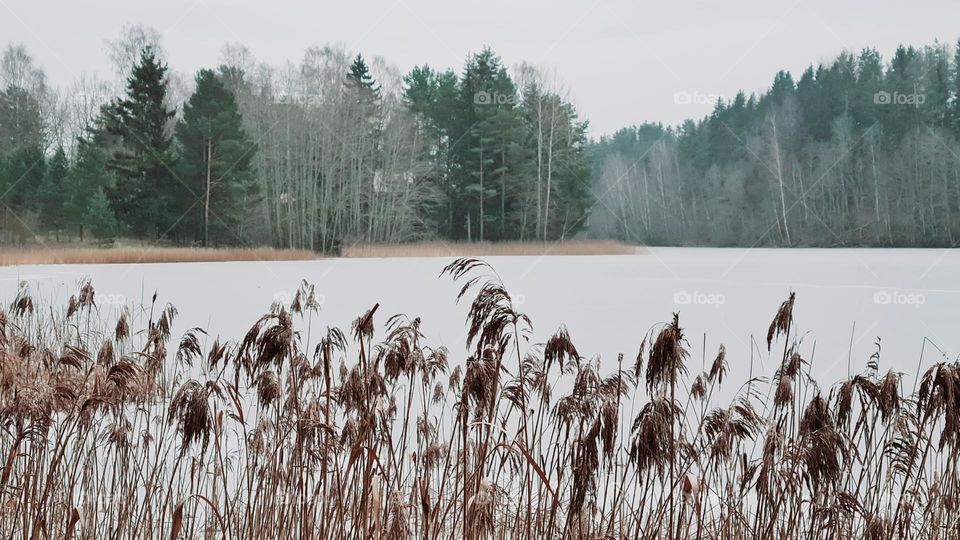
xmin=1 ymin=247 xmax=957 ymax=394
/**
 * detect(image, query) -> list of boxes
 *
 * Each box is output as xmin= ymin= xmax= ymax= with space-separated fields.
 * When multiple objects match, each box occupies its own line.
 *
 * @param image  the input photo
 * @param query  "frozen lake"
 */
xmin=2 ymin=247 xmax=957 ymax=392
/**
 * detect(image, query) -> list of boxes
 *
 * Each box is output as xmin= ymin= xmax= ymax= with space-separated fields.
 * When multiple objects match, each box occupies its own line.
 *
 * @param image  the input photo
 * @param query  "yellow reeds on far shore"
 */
xmin=342 ymin=239 xmax=640 ymax=258
xmin=0 ymin=240 xmax=638 ymax=266
xmin=0 ymin=246 xmax=319 ymax=266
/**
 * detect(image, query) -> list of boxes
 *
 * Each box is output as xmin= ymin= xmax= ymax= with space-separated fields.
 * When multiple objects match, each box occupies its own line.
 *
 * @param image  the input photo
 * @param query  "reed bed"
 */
xmin=0 ymin=258 xmax=957 ymax=539
xmin=342 ymin=240 xmax=639 ymax=258
xmin=0 ymin=246 xmax=318 ymax=266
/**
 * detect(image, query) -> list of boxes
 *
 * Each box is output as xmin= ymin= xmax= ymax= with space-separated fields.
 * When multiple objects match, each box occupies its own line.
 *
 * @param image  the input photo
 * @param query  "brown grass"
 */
xmin=342 ymin=240 xmax=640 ymax=258
xmin=0 ymin=241 xmax=634 ymax=265
xmin=0 ymin=246 xmax=318 ymax=265
xmin=0 ymin=260 xmax=956 ymax=539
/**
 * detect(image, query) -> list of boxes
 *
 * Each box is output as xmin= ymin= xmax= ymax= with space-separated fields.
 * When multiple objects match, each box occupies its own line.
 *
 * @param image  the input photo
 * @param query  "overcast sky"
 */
xmin=3 ymin=0 xmax=960 ymax=136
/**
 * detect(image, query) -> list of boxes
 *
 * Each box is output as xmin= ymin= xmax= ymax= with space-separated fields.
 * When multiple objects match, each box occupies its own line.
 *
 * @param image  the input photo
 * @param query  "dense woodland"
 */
xmin=592 ymin=41 xmax=960 ymax=247
xmin=0 ymin=25 xmax=589 ymax=249
xmin=2 ymin=26 xmax=960 ymax=248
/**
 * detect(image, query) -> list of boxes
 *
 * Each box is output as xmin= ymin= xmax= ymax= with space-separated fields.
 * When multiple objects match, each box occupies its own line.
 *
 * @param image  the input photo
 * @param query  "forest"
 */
xmin=0 ymin=26 xmax=589 ymax=250
xmin=2 ymin=25 xmax=960 ymax=248
xmin=592 ymin=41 xmax=960 ymax=247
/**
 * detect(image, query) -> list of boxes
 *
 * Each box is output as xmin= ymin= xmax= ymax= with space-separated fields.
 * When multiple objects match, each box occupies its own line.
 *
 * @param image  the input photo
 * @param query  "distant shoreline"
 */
xmin=0 ymin=240 xmax=640 ymax=266
xmin=0 ymin=246 xmax=319 ymax=266
xmin=341 ymin=240 xmax=640 ymax=258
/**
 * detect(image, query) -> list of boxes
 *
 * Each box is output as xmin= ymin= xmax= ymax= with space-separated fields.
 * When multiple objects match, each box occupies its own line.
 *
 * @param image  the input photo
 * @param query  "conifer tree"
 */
xmin=175 ymin=68 xmax=257 ymax=245
xmin=950 ymin=39 xmax=960 ymax=136
xmin=65 ymin=134 xmax=114 ymax=236
xmin=84 ymin=188 xmax=119 ymax=242
xmin=38 ymin=146 xmax=68 ymax=229
xmin=105 ymin=45 xmax=176 ymax=238
xmin=455 ymin=48 xmax=523 ymax=241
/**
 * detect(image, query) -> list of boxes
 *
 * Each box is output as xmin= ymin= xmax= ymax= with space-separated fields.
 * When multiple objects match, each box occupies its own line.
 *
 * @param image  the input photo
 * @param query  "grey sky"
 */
xmin=2 ymin=0 xmax=959 ymax=136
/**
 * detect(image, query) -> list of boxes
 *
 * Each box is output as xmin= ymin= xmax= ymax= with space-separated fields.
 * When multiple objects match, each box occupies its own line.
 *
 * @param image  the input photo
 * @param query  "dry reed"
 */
xmin=0 ymin=259 xmax=956 ymax=539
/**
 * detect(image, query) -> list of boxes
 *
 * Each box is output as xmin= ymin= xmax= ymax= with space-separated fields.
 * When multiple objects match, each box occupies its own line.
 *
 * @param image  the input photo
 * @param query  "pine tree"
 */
xmin=768 ymin=70 xmax=795 ymax=105
xmin=347 ymin=53 xmax=383 ymax=135
xmin=105 ymin=46 xmax=176 ymax=238
xmin=921 ymin=44 xmax=950 ymax=128
xmin=0 ymin=86 xmax=43 ymax=154
xmin=884 ymin=45 xmax=921 ymax=139
xmin=852 ymin=48 xmax=884 ymax=128
xmin=403 ymin=65 xmax=460 ymax=236
xmin=175 ymin=68 xmax=258 ymax=246
xmin=347 ymin=54 xmax=380 ymax=97
xmin=0 ymin=85 xmax=45 ymax=216
xmin=65 ymin=135 xmax=115 ymax=237
xmin=455 ymin=48 xmax=523 ymax=241
xmin=38 ymin=146 xmax=68 ymax=229
xmin=84 ymin=188 xmax=119 ymax=242
xmin=950 ymin=39 xmax=960 ymax=136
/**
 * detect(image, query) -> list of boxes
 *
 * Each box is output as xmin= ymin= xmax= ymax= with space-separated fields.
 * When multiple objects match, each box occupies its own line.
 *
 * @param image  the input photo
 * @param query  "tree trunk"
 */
xmin=204 ymin=138 xmax=212 ymax=247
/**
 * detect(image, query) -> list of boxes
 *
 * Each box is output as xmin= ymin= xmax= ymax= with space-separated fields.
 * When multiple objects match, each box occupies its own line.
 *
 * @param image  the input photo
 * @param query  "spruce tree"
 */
xmin=853 ymin=48 xmax=884 ymax=128
xmin=347 ymin=53 xmax=383 ymax=132
xmin=65 ymin=135 xmax=115 ymax=237
xmin=0 ymin=85 xmax=45 ymax=215
xmin=455 ymin=48 xmax=523 ymax=241
xmin=403 ymin=65 xmax=460 ymax=236
xmin=84 ymin=188 xmax=119 ymax=242
xmin=950 ymin=39 xmax=960 ymax=136
xmin=884 ymin=45 xmax=921 ymax=139
xmin=175 ymin=68 xmax=258 ymax=246
xmin=347 ymin=54 xmax=380 ymax=97
xmin=105 ymin=46 xmax=176 ymax=238
xmin=38 ymin=146 xmax=68 ymax=229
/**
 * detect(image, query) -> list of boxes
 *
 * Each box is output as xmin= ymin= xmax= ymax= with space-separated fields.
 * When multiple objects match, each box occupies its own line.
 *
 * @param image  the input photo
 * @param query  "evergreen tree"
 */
xmin=105 ymin=46 xmax=176 ymax=238
xmin=0 ymin=85 xmax=45 ymax=217
xmin=38 ymin=146 xmax=68 ymax=228
xmin=951 ymin=39 xmax=960 ymax=136
xmin=347 ymin=54 xmax=380 ymax=97
xmin=767 ymin=70 xmax=795 ymax=105
xmin=347 ymin=53 xmax=383 ymax=140
xmin=0 ymin=85 xmax=43 ymax=154
xmin=454 ymin=48 xmax=523 ymax=241
xmin=175 ymin=68 xmax=258 ymax=245
xmin=920 ymin=44 xmax=950 ymax=128
xmin=84 ymin=187 xmax=119 ymax=242
xmin=65 ymin=135 xmax=115 ymax=236
xmin=884 ymin=45 xmax=921 ymax=139
xmin=852 ymin=48 xmax=884 ymax=128
xmin=403 ymin=65 xmax=461 ymax=236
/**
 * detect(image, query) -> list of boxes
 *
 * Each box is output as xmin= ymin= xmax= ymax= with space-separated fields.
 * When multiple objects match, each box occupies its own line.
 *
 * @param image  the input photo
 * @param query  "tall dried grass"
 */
xmin=0 ymin=246 xmax=318 ymax=265
xmin=0 ymin=260 xmax=956 ymax=539
xmin=343 ymin=240 xmax=639 ymax=258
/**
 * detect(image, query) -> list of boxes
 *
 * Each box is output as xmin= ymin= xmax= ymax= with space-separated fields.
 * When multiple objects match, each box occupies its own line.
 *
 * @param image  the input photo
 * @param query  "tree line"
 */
xmin=1 ymin=38 xmax=256 ymax=245
xmin=6 ymin=27 xmax=960 ymax=249
xmin=591 ymin=41 xmax=960 ymax=247
xmin=0 ymin=26 xmax=591 ymax=249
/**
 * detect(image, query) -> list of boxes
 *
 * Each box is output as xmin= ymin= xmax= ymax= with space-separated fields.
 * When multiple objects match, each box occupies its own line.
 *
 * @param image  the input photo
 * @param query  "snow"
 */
xmin=2 ymin=247 xmax=958 ymax=396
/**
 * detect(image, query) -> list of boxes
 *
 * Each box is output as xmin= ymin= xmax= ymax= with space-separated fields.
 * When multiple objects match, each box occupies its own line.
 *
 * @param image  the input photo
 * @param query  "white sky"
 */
xmin=2 ymin=0 xmax=959 ymax=136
